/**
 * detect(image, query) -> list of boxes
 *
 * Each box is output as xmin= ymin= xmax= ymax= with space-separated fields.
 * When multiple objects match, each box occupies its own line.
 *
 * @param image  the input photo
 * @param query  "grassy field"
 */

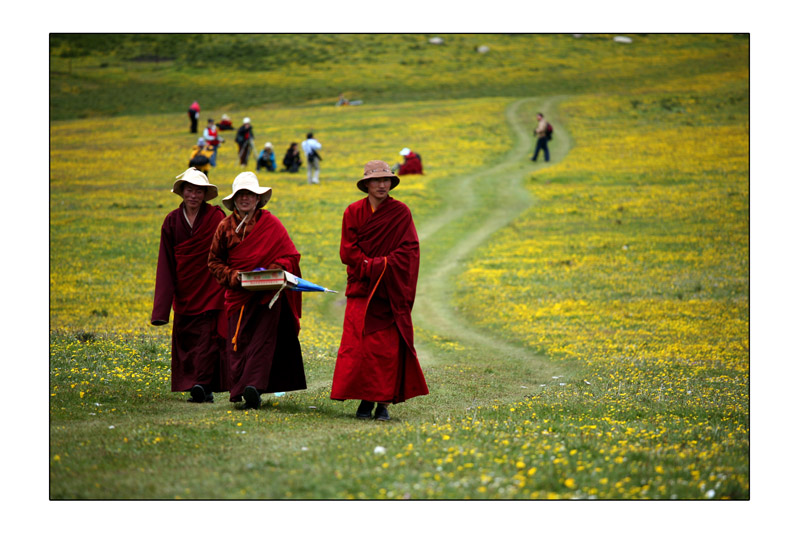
xmin=49 ymin=34 xmax=748 ymax=501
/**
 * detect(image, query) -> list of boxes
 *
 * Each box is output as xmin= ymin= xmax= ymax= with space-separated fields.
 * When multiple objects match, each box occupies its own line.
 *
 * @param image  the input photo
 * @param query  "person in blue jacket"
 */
xmin=256 ymin=142 xmax=276 ymax=172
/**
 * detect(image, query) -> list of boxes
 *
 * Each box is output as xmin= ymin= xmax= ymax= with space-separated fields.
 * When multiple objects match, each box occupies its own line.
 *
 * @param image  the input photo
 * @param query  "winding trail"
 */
xmin=413 ymin=96 xmax=571 ymax=375
xmin=321 ymin=96 xmax=573 ymax=404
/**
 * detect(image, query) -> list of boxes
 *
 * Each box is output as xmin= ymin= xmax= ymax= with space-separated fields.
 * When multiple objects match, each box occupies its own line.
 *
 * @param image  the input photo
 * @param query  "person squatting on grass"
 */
xmin=256 ymin=142 xmax=276 ymax=172
xmin=189 ymin=137 xmax=215 ymax=177
xmin=151 ymin=168 xmax=228 ymax=404
xmin=208 ymin=172 xmax=307 ymax=409
xmin=393 ymin=147 xmax=424 ymax=176
xmin=330 ymin=161 xmax=429 ymax=421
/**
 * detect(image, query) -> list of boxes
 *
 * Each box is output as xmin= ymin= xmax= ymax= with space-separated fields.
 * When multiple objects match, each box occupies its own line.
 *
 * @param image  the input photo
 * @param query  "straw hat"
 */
xmin=222 ymin=171 xmax=272 ymax=211
xmin=399 ymin=147 xmax=411 ymax=156
xmin=357 ymin=160 xmax=399 ymax=193
xmin=172 ymin=167 xmax=218 ymax=201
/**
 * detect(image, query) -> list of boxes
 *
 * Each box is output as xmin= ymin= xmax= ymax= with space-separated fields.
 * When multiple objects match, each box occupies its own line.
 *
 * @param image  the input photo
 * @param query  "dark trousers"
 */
xmin=189 ymin=111 xmax=198 ymax=133
xmin=532 ymin=137 xmax=549 ymax=162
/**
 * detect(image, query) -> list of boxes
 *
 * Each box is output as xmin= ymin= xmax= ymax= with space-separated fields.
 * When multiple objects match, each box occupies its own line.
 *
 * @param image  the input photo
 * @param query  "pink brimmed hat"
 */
xmin=357 ymin=160 xmax=400 ymax=193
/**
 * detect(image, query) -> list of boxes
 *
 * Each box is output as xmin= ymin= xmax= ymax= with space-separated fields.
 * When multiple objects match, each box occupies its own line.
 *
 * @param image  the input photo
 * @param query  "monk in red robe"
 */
xmin=397 ymin=147 xmax=423 ymax=175
xmin=151 ymin=168 xmax=228 ymax=403
xmin=208 ymin=172 xmax=306 ymax=409
xmin=331 ymin=160 xmax=429 ymax=421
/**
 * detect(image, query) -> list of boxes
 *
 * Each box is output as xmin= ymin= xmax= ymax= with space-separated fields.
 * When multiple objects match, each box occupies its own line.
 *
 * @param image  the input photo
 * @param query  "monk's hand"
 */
xmin=360 ymin=258 xmax=371 ymax=280
xmin=151 ymin=319 xmax=168 ymax=326
xmin=268 ymin=263 xmax=281 ymax=270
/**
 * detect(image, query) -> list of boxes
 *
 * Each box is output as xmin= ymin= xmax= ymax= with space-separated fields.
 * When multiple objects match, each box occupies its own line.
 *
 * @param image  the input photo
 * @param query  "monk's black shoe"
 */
xmin=243 ymin=386 xmax=261 ymax=409
xmin=356 ymin=400 xmax=374 ymax=419
xmin=189 ymin=384 xmax=206 ymax=403
xmin=374 ymin=404 xmax=390 ymax=421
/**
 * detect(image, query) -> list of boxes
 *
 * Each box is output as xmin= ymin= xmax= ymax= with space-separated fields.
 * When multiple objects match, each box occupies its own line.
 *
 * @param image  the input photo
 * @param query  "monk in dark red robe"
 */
xmin=331 ymin=160 xmax=428 ymax=421
xmin=151 ymin=168 xmax=228 ymax=403
xmin=397 ymin=147 xmax=423 ymax=175
xmin=208 ymin=172 xmax=306 ymax=409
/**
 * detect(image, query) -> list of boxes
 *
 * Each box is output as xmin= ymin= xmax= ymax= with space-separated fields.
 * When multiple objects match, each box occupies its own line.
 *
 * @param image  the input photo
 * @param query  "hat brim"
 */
xmin=358 ymin=174 xmax=400 ymax=193
xmin=222 ymin=188 xmax=272 ymax=211
xmin=172 ymin=180 xmax=219 ymax=201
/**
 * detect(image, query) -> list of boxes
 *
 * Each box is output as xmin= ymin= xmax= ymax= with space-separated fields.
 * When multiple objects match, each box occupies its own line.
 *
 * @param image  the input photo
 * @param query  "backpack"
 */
xmin=545 ymin=123 xmax=553 ymax=140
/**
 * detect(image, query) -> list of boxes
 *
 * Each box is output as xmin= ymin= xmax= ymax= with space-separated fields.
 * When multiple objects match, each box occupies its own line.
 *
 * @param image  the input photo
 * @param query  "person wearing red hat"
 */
xmin=330 ymin=160 xmax=429 ymax=421
xmin=151 ymin=168 xmax=228 ymax=403
xmin=188 ymin=101 xmax=200 ymax=133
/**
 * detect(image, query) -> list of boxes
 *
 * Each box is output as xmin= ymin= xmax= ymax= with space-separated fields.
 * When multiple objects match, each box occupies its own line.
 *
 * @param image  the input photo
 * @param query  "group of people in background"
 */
xmin=187 ymin=102 xmax=428 ymax=185
xmin=187 ymin=103 xmax=325 ymax=183
xmin=152 ymin=160 xmax=428 ymax=420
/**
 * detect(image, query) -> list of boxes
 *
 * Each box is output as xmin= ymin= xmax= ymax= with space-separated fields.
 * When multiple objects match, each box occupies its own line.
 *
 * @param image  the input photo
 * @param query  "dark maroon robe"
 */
xmin=151 ymin=202 xmax=228 ymax=392
xmin=208 ymin=209 xmax=306 ymax=402
xmin=331 ymin=196 xmax=428 ymax=403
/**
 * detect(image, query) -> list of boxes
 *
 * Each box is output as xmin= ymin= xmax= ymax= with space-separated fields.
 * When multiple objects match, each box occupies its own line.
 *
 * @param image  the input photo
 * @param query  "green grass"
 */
xmin=49 ymin=34 xmax=749 ymax=500
xmin=50 ymin=33 xmax=749 ymax=120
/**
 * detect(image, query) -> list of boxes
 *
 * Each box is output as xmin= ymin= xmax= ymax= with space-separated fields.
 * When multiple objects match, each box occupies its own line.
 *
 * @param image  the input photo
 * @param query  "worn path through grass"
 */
xmin=321 ymin=96 xmax=575 ymax=406
xmin=414 ymin=96 xmax=573 ymax=398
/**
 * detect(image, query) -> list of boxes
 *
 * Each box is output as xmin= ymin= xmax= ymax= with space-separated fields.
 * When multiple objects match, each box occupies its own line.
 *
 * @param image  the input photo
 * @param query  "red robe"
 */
xmin=208 ymin=209 xmax=306 ymax=401
xmin=151 ymin=202 xmax=228 ymax=392
xmin=331 ymin=196 xmax=429 ymax=404
xmin=398 ymin=152 xmax=423 ymax=175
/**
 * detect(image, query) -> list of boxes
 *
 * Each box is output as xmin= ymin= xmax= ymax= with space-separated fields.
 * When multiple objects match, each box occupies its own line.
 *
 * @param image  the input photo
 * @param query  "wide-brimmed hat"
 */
xmin=222 ymin=171 xmax=272 ymax=211
xmin=399 ymin=147 xmax=411 ymax=156
xmin=264 ymin=142 xmax=273 ymax=149
xmin=243 ymin=117 xmax=251 ymax=124
xmin=357 ymin=160 xmax=400 ymax=193
xmin=172 ymin=167 xmax=218 ymax=201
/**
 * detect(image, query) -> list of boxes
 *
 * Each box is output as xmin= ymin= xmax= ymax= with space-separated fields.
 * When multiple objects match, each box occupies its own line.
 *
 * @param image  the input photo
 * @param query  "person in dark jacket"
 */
xmin=282 ymin=142 xmax=302 ymax=173
xmin=236 ymin=117 xmax=255 ymax=168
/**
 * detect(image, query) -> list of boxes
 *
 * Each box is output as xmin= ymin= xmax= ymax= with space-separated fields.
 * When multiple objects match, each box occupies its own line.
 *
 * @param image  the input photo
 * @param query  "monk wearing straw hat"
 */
xmin=208 ymin=172 xmax=307 ymax=409
xmin=151 ymin=168 xmax=228 ymax=403
xmin=331 ymin=160 xmax=429 ymax=421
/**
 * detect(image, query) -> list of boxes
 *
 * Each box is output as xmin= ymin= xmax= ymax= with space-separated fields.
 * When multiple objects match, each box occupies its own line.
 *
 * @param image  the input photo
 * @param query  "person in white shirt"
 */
xmin=301 ymin=132 xmax=322 ymax=184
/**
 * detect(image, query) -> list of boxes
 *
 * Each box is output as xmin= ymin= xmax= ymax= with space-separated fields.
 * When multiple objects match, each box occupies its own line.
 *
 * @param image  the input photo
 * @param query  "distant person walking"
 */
xmin=531 ymin=112 xmax=552 ymax=163
xmin=301 ymin=132 xmax=322 ymax=184
xmin=203 ymin=118 xmax=224 ymax=167
xmin=282 ymin=142 xmax=302 ymax=173
xmin=330 ymin=160 xmax=429 ymax=421
xmin=151 ymin=168 xmax=228 ymax=404
xmin=188 ymin=101 xmax=200 ymax=133
xmin=236 ymin=117 xmax=255 ymax=168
